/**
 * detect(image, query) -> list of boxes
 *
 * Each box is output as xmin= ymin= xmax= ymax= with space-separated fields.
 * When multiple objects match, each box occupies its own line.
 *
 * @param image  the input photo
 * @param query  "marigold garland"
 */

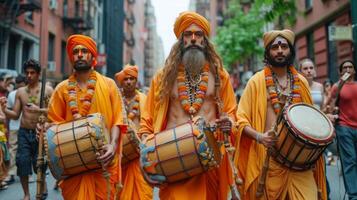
xmin=124 ymin=91 xmax=140 ymax=120
xmin=67 ymin=71 xmax=97 ymax=118
xmin=264 ymin=66 xmax=302 ymax=114
xmin=178 ymin=63 xmax=209 ymax=115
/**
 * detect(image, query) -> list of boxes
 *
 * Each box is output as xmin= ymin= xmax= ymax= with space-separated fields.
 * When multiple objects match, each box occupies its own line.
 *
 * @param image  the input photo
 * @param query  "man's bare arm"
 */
xmin=4 ymin=91 xmax=22 ymax=120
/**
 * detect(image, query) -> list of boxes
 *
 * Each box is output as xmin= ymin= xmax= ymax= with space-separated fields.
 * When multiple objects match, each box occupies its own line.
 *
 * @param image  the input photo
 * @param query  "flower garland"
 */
xmin=264 ymin=66 xmax=302 ymax=114
xmin=177 ymin=63 xmax=209 ymax=115
xmin=26 ymin=86 xmax=40 ymax=104
xmin=124 ymin=92 xmax=140 ymax=120
xmin=67 ymin=71 xmax=97 ymax=118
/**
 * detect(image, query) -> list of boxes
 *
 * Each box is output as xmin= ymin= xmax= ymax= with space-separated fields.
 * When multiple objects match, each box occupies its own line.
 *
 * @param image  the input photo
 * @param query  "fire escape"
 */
xmin=0 ymin=0 xmax=41 ymax=45
xmin=62 ymin=0 xmax=93 ymax=33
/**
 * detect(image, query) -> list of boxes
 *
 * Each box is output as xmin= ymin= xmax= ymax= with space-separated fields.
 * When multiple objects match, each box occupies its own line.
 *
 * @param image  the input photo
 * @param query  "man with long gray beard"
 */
xmin=235 ymin=29 xmax=327 ymax=200
xmin=140 ymin=11 xmax=238 ymax=199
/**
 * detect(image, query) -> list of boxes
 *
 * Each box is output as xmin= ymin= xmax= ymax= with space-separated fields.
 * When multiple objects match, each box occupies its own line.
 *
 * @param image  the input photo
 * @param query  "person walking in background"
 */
xmin=0 ymin=59 xmax=53 ymax=200
xmin=299 ymin=58 xmax=324 ymax=109
xmin=115 ymin=64 xmax=153 ymax=200
xmin=3 ymin=74 xmax=26 ymax=185
xmin=327 ymin=60 xmax=357 ymax=200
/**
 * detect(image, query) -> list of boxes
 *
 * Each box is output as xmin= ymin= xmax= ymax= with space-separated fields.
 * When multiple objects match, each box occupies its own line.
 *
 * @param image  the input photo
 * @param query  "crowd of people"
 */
xmin=0 ymin=11 xmax=355 ymax=200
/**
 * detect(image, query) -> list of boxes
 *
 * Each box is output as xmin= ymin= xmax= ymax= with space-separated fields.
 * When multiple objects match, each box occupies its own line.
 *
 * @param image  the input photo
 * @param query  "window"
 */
xmin=305 ymin=0 xmax=313 ymax=10
xmin=48 ymin=33 xmax=55 ymax=62
xmin=61 ymin=41 xmax=66 ymax=74
xmin=306 ymin=32 xmax=315 ymax=62
xmin=25 ymin=12 xmax=34 ymax=23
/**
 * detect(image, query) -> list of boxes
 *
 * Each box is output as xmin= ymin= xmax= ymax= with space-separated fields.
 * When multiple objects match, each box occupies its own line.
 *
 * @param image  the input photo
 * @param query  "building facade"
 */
xmin=292 ymin=0 xmax=352 ymax=82
xmin=0 ymin=0 xmax=103 ymax=83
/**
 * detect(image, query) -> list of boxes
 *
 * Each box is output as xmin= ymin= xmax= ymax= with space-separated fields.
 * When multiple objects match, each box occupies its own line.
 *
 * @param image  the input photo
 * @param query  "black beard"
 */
xmin=266 ymin=54 xmax=293 ymax=68
xmin=73 ymin=60 xmax=91 ymax=71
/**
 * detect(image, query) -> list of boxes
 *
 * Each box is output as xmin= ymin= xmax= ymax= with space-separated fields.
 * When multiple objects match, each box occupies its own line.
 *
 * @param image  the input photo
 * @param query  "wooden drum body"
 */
xmin=122 ymin=120 xmax=141 ymax=166
xmin=141 ymin=116 xmax=221 ymax=184
xmin=272 ymin=103 xmax=335 ymax=170
xmin=45 ymin=113 xmax=109 ymax=180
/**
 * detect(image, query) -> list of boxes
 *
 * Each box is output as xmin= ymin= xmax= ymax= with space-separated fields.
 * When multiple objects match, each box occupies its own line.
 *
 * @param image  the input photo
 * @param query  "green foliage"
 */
xmin=214 ymin=0 xmax=297 ymax=70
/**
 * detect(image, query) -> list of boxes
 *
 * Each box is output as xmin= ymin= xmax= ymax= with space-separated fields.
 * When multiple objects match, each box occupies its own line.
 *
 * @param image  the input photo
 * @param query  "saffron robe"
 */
xmin=48 ymin=71 xmax=125 ymax=200
xmin=140 ymin=68 xmax=237 ymax=200
xmin=120 ymin=91 xmax=153 ymax=200
xmin=235 ymin=70 xmax=327 ymax=200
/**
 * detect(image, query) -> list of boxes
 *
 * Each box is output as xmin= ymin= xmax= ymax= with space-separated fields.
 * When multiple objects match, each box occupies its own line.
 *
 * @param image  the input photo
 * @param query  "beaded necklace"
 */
xmin=67 ymin=70 xmax=97 ymax=119
xmin=124 ymin=91 xmax=140 ymax=120
xmin=177 ymin=63 xmax=209 ymax=115
xmin=26 ymin=85 xmax=40 ymax=104
xmin=264 ymin=66 xmax=302 ymax=114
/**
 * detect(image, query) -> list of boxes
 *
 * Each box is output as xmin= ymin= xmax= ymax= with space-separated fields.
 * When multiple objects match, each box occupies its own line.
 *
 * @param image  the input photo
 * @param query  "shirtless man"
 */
xmin=0 ymin=59 xmax=53 ymax=200
xmin=140 ymin=11 xmax=238 ymax=200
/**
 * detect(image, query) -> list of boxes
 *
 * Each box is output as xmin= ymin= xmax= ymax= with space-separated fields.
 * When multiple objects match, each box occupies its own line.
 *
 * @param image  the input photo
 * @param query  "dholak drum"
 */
xmin=45 ymin=113 xmax=110 ymax=180
xmin=122 ymin=120 xmax=141 ymax=166
xmin=141 ymin=116 xmax=221 ymax=184
xmin=272 ymin=103 xmax=335 ymax=170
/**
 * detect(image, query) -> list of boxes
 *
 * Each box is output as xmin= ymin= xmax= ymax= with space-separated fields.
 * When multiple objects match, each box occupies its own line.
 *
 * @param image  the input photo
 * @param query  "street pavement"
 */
xmin=0 ymin=161 xmax=347 ymax=200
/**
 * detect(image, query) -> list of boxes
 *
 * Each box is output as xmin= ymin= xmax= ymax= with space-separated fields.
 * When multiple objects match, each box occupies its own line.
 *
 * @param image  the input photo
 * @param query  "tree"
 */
xmin=215 ymin=0 xmax=297 ymax=70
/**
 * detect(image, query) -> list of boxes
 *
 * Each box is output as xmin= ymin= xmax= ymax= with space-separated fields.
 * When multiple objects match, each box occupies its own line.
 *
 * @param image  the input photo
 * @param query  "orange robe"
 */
xmin=48 ymin=71 xmax=125 ymax=200
xmin=235 ymin=70 xmax=327 ymax=200
xmin=120 ymin=91 xmax=153 ymax=200
xmin=140 ymin=68 xmax=237 ymax=200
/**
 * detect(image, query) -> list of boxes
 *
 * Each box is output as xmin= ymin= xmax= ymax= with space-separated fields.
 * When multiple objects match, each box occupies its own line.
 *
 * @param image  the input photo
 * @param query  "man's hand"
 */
xmin=258 ymin=129 xmax=278 ymax=148
xmin=25 ymin=103 xmax=41 ymax=113
xmin=215 ymin=116 xmax=233 ymax=134
xmin=326 ymin=113 xmax=338 ymax=124
xmin=0 ymin=97 xmax=7 ymax=112
xmin=97 ymin=143 xmax=115 ymax=167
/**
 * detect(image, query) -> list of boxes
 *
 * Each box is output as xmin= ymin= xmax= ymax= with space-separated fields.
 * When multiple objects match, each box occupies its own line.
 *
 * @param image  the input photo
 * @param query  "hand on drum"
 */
xmin=215 ymin=116 xmax=233 ymax=134
xmin=139 ymin=143 xmax=166 ymax=184
xmin=97 ymin=144 xmax=115 ymax=167
xmin=259 ymin=130 xmax=278 ymax=148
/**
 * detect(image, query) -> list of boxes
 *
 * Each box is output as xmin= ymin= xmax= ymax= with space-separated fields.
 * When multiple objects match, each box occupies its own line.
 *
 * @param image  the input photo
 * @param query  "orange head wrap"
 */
xmin=173 ymin=11 xmax=210 ymax=38
xmin=263 ymin=29 xmax=295 ymax=48
xmin=115 ymin=64 xmax=139 ymax=83
xmin=66 ymin=34 xmax=97 ymax=67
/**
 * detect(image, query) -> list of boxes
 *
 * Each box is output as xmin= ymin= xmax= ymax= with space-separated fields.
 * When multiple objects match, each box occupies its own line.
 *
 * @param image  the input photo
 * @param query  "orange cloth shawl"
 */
xmin=235 ymin=70 xmax=327 ymax=200
xmin=48 ymin=71 xmax=125 ymax=200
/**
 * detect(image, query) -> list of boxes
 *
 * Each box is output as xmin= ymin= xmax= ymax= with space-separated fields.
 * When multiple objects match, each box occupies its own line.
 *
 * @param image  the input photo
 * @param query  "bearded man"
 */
xmin=235 ymin=29 xmax=327 ymax=200
xmin=140 ymin=11 xmax=238 ymax=200
xmin=115 ymin=65 xmax=152 ymax=200
xmin=45 ymin=34 xmax=126 ymax=200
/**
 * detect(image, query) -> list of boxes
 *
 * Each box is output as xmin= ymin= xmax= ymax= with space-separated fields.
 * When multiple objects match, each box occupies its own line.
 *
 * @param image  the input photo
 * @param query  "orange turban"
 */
xmin=174 ymin=11 xmax=210 ymax=38
xmin=115 ymin=64 xmax=139 ymax=83
xmin=263 ymin=29 xmax=295 ymax=48
xmin=66 ymin=34 xmax=97 ymax=67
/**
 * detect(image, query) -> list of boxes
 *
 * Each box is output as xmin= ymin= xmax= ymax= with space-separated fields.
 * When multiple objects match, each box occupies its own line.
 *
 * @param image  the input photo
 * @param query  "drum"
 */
xmin=272 ymin=103 xmax=335 ymax=170
xmin=45 ymin=113 xmax=110 ymax=180
xmin=122 ymin=120 xmax=141 ymax=166
xmin=141 ymin=116 xmax=221 ymax=184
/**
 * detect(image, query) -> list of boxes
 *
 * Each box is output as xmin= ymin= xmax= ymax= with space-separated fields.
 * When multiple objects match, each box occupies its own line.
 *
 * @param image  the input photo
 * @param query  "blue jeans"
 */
xmin=16 ymin=128 xmax=38 ymax=177
xmin=335 ymin=125 xmax=357 ymax=200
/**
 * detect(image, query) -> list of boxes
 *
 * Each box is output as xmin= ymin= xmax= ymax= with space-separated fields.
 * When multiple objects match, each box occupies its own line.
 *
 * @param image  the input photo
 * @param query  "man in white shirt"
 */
xmin=4 ymin=75 xmax=26 ymax=184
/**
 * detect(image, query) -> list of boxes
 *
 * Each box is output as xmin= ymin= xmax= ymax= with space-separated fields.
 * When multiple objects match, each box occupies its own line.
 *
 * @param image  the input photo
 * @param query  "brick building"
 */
xmin=0 ymin=0 xmax=103 ymax=83
xmin=292 ymin=0 xmax=353 ymax=82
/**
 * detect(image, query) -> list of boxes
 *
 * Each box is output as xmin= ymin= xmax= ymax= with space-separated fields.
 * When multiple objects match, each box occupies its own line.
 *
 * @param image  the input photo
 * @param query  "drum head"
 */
xmin=286 ymin=103 xmax=334 ymax=143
